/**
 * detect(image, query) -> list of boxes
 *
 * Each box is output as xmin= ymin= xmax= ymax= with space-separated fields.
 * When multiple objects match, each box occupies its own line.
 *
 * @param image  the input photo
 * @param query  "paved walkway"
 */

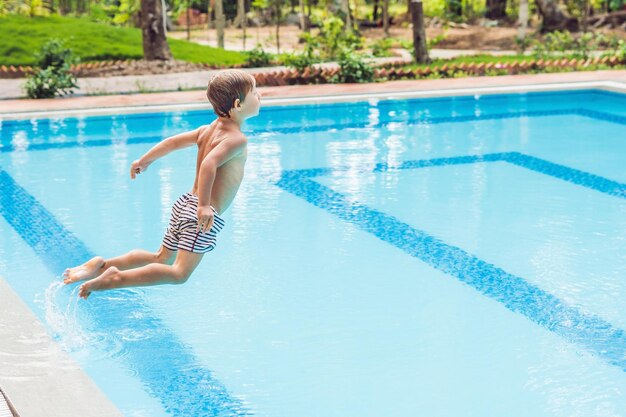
xmin=0 ymin=48 xmax=526 ymax=100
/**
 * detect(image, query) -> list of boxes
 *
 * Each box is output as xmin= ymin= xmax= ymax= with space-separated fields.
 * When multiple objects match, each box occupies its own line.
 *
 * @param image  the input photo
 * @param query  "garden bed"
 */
xmin=250 ymin=56 xmax=625 ymax=86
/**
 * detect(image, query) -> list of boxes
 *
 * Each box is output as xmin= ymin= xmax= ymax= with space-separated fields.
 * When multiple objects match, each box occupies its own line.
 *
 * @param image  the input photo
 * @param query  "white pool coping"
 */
xmin=0 ymin=278 xmax=123 ymax=417
xmin=1 ymin=80 xmax=625 ymax=121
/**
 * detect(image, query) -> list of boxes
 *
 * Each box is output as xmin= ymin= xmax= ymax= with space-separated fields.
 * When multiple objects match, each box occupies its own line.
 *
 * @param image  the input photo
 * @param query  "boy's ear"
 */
xmin=234 ymin=98 xmax=241 ymax=111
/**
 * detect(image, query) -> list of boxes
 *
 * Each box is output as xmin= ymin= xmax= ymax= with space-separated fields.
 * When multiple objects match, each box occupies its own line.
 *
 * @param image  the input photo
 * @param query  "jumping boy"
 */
xmin=62 ymin=70 xmax=261 ymax=299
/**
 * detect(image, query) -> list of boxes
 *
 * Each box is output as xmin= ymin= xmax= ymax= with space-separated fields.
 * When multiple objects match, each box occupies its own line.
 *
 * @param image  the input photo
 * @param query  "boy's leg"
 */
xmin=63 ymin=246 xmax=176 ymax=284
xmin=78 ymin=249 xmax=204 ymax=299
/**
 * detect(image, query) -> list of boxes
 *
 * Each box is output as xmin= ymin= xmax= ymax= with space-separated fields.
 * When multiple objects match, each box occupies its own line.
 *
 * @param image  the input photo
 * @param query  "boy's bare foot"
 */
xmin=63 ymin=256 xmax=106 ymax=284
xmin=78 ymin=266 xmax=119 ymax=299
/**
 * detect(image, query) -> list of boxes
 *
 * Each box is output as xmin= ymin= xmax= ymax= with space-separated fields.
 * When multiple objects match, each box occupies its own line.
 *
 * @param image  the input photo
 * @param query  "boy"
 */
xmin=63 ymin=70 xmax=261 ymax=299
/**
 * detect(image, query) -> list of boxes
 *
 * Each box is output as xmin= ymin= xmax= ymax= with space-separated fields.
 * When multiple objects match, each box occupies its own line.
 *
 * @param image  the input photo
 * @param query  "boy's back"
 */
xmin=191 ymin=120 xmax=248 ymax=216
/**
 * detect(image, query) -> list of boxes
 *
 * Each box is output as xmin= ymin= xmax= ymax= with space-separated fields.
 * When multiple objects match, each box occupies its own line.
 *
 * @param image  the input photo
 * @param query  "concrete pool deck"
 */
xmin=1 ymin=70 xmax=625 ymax=120
xmin=0 ymin=279 xmax=123 ymax=417
xmin=0 ymin=70 xmax=625 ymax=416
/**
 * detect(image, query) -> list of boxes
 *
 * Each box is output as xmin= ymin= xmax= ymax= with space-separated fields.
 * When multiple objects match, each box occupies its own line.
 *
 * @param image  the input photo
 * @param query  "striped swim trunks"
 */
xmin=162 ymin=192 xmax=225 ymax=254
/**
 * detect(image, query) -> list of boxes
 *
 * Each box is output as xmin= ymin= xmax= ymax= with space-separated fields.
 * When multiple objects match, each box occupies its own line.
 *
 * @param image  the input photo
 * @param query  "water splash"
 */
xmin=35 ymin=280 xmax=137 ymax=363
xmin=39 ymin=280 xmax=90 ymax=352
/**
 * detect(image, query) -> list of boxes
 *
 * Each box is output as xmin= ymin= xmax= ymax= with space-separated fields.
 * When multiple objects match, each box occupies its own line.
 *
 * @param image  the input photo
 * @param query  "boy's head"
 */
xmin=206 ymin=70 xmax=261 ymax=121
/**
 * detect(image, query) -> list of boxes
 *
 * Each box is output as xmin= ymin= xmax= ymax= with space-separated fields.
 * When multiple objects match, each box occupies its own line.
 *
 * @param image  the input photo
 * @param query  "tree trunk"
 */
xmin=76 ymin=0 xmax=86 ymax=14
xmin=238 ymin=0 xmax=247 ymax=49
xmin=582 ymin=0 xmax=590 ymax=31
xmin=410 ymin=0 xmax=429 ymax=63
xmin=275 ymin=1 xmax=281 ymax=54
xmin=207 ymin=0 xmax=213 ymax=29
xmin=46 ymin=0 xmax=56 ymax=13
xmin=234 ymin=0 xmax=244 ymax=26
xmin=162 ymin=0 xmax=168 ymax=33
xmin=517 ymin=0 xmax=528 ymax=40
xmin=186 ymin=0 xmax=191 ymax=41
xmin=299 ymin=0 xmax=309 ymax=31
xmin=535 ymin=0 xmax=579 ymax=31
xmin=485 ymin=0 xmax=507 ymax=20
xmin=382 ymin=0 xmax=389 ymax=34
xmin=141 ymin=0 xmax=173 ymax=61
xmin=373 ymin=0 xmax=379 ymax=20
xmin=346 ymin=0 xmax=355 ymax=30
xmin=215 ymin=0 xmax=225 ymax=48
xmin=341 ymin=0 xmax=353 ymax=32
xmin=447 ymin=0 xmax=462 ymax=17
xmin=58 ymin=0 xmax=70 ymax=15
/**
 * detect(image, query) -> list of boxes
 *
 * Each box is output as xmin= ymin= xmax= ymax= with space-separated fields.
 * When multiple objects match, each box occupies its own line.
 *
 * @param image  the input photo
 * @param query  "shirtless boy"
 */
xmin=62 ymin=70 xmax=261 ymax=299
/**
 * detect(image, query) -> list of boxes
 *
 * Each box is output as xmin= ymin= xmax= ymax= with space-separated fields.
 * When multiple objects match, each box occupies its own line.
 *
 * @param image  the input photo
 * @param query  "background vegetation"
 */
xmin=0 ymin=14 xmax=246 ymax=66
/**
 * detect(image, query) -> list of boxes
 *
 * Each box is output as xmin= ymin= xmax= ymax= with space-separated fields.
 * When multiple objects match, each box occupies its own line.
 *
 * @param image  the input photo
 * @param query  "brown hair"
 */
xmin=206 ymin=70 xmax=255 ymax=118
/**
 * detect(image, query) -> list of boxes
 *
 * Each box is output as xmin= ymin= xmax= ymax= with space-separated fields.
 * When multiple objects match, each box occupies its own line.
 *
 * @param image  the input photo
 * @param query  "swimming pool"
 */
xmin=1 ymin=88 xmax=626 ymax=416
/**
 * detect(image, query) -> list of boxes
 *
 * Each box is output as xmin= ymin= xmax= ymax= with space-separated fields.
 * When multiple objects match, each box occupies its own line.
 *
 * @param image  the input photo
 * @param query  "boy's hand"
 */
xmin=197 ymin=205 xmax=214 ymax=233
xmin=130 ymin=159 xmax=149 ymax=179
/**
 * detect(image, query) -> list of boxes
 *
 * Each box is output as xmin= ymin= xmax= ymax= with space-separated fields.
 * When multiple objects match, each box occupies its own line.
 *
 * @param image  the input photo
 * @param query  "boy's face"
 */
xmin=240 ymin=83 xmax=261 ymax=119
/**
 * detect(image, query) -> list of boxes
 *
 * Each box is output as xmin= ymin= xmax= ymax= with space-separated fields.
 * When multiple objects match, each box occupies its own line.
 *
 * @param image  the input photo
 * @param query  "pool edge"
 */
xmin=0 ymin=277 xmax=124 ymax=417
xmin=1 ymin=72 xmax=625 ymax=120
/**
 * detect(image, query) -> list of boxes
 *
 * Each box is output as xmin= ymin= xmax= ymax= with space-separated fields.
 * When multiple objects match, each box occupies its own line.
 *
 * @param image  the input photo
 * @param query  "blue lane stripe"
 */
xmin=373 ymin=153 xmax=510 ymax=173
xmin=0 ymin=135 xmax=164 ymax=153
xmin=371 ymin=152 xmax=626 ymax=201
xmin=503 ymin=152 xmax=626 ymax=199
xmin=5 ymin=107 xmax=624 ymax=154
xmin=275 ymin=156 xmax=626 ymax=372
xmin=0 ymin=169 xmax=249 ymax=417
xmin=576 ymin=108 xmax=626 ymax=125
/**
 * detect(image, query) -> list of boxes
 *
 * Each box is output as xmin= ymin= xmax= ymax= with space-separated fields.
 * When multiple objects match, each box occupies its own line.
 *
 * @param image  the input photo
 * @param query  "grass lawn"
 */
xmin=0 ymin=15 xmax=247 ymax=66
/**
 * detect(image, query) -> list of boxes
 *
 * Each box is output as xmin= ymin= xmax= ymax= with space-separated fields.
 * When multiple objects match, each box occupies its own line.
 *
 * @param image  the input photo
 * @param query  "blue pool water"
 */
xmin=1 ymin=89 xmax=626 ymax=416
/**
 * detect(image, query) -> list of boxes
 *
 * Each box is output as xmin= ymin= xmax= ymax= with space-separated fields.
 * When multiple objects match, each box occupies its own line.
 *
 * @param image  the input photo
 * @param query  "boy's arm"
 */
xmin=130 ymin=127 xmax=201 ymax=179
xmin=196 ymin=134 xmax=247 ymax=232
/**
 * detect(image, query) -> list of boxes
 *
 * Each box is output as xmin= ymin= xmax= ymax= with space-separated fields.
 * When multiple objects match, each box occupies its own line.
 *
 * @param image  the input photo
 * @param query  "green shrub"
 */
xmin=531 ymin=31 xmax=619 ymax=60
xmin=601 ymin=38 xmax=626 ymax=62
xmin=36 ymin=38 xmax=78 ymax=70
xmin=245 ymin=44 xmax=273 ymax=67
xmin=396 ymin=39 xmax=412 ymax=50
xmin=515 ymin=36 xmax=532 ymax=54
xmin=573 ymin=32 xmax=600 ymax=60
xmin=331 ymin=49 xmax=374 ymax=83
xmin=371 ymin=38 xmax=394 ymax=58
xmin=282 ymin=50 xmax=319 ymax=72
xmin=25 ymin=39 xmax=78 ymax=99
xmin=427 ymin=33 xmax=447 ymax=49
xmin=303 ymin=16 xmax=364 ymax=60
xmin=25 ymin=67 xmax=79 ymax=98
xmin=609 ymin=0 xmax=625 ymax=11
xmin=615 ymin=40 xmax=626 ymax=62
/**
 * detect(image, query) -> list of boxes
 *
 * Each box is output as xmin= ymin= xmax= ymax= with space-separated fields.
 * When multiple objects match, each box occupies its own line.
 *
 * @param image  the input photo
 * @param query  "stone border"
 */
xmin=251 ymin=56 xmax=625 ymax=86
xmin=0 ymin=278 xmax=123 ymax=417
xmin=3 ymin=55 xmax=622 ymax=82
